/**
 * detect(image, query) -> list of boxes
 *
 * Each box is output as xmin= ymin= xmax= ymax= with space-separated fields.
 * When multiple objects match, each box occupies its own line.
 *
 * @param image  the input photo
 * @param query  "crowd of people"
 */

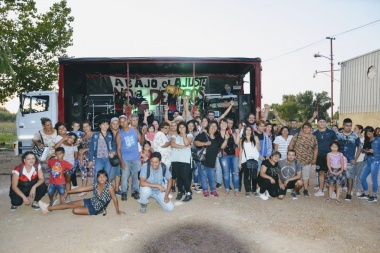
xmin=9 ymin=96 xmax=380 ymax=216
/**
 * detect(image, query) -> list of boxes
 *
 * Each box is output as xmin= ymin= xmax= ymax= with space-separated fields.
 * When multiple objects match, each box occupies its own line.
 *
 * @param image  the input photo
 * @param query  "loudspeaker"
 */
xmin=68 ymin=95 xmax=84 ymax=125
xmin=238 ymin=94 xmax=253 ymax=122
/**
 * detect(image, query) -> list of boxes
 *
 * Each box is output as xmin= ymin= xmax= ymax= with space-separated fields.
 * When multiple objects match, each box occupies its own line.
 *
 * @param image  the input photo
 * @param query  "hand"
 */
xmin=313 ymin=111 xmax=318 ymax=118
xmin=109 ymin=152 xmax=115 ymax=158
xmin=260 ymin=156 xmax=265 ymax=161
xmin=264 ymin=104 xmax=270 ymax=109
xmin=23 ymin=197 xmax=31 ymax=206
xmin=144 ymin=109 xmax=150 ymax=117
xmin=38 ymin=143 xmax=45 ymax=148
xmin=234 ymin=129 xmax=240 ymax=135
xmin=350 ymin=160 xmax=356 ymax=165
xmin=225 ymin=132 xmax=230 ymax=139
xmin=312 ymin=159 xmax=317 ymax=165
xmin=256 ymin=106 xmax=261 ymax=113
xmin=158 ymin=185 xmax=165 ymax=192
xmin=121 ymin=162 xmax=127 ymax=171
xmin=117 ymin=210 xmax=126 ymax=215
xmin=273 ymin=110 xmax=279 ymax=117
xmin=63 ymin=192 xmax=68 ymax=201
xmin=164 ymin=105 xmax=169 ymax=111
xmin=87 ymin=161 xmax=94 ymax=168
xmin=284 ymin=179 xmax=289 ymax=186
xmin=29 ymin=186 xmax=36 ymax=198
xmin=205 ymin=141 xmax=211 ymax=146
xmin=279 ymin=183 xmax=285 ymax=190
xmin=164 ymin=195 xmax=170 ymax=203
xmin=270 ymin=178 xmax=275 ymax=184
xmin=238 ymin=163 xmax=241 ymax=169
xmin=230 ymin=100 xmax=235 ymax=106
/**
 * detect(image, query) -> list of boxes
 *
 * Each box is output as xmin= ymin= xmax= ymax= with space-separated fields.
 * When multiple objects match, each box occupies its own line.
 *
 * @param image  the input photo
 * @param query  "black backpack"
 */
xmin=146 ymin=160 xmax=167 ymax=183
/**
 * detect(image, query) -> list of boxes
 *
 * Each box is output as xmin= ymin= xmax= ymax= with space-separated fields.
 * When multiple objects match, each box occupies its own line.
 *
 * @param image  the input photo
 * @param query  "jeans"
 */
xmin=172 ymin=162 xmax=191 ymax=194
xmin=220 ymin=155 xmax=239 ymax=191
xmin=360 ymin=158 xmax=380 ymax=195
xmin=193 ymin=161 xmax=200 ymax=184
xmin=199 ymin=165 xmax=216 ymax=192
xmin=258 ymin=177 xmax=279 ymax=197
xmin=94 ymin=157 xmax=112 ymax=183
xmin=243 ymin=162 xmax=258 ymax=193
xmin=215 ymin=157 xmax=223 ymax=184
xmin=109 ymin=164 xmax=121 ymax=181
xmin=138 ymin=186 xmax=174 ymax=211
xmin=121 ymin=160 xmax=141 ymax=194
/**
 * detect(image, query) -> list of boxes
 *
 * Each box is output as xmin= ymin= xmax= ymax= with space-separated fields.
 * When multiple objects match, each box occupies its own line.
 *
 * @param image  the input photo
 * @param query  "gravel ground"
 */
xmin=0 ymin=151 xmax=379 ymax=253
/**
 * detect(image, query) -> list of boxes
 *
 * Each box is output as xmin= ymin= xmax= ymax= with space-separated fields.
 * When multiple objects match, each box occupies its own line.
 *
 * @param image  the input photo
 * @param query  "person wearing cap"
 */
xmin=116 ymin=115 xmax=145 ymax=201
xmin=312 ymin=117 xmax=337 ymax=197
xmin=109 ymin=117 xmax=122 ymax=195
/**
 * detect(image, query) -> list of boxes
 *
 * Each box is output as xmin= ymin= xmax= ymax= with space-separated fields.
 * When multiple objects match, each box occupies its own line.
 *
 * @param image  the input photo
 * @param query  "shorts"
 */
xmin=278 ymin=179 xmax=298 ymax=195
xmin=83 ymin=198 xmax=97 ymax=215
xmin=345 ymin=164 xmax=355 ymax=179
xmin=64 ymin=167 xmax=76 ymax=175
xmin=48 ymin=183 xmax=65 ymax=196
xmin=301 ymin=164 xmax=312 ymax=180
xmin=316 ymin=156 xmax=328 ymax=173
xmin=326 ymin=168 xmax=345 ymax=186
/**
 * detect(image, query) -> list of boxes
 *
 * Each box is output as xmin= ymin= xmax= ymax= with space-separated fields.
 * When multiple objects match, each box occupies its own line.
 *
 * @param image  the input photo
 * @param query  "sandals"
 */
xmin=336 ymin=200 xmax=341 ymax=205
xmin=325 ymin=198 xmax=332 ymax=203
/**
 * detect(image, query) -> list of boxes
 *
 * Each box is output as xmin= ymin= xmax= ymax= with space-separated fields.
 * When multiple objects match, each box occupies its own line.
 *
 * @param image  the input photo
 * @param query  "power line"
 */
xmin=263 ymin=19 xmax=380 ymax=63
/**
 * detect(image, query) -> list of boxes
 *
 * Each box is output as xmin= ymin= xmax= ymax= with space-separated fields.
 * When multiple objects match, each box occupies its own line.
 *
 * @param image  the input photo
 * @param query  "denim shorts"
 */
xmin=48 ymin=183 xmax=65 ymax=195
xmin=83 ymin=198 xmax=97 ymax=215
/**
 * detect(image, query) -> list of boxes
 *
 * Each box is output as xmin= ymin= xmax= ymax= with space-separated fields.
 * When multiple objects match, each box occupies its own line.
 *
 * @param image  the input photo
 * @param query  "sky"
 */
xmin=5 ymin=0 xmax=380 ymax=114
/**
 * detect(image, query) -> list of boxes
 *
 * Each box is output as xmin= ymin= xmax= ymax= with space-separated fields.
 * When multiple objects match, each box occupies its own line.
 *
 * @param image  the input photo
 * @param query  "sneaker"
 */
xmin=211 ymin=190 xmax=219 ymax=197
xmin=78 ymin=192 xmax=87 ymax=197
xmin=115 ymin=190 xmax=122 ymax=196
xmin=286 ymin=189 xmax=292 ymax=193
xmin=175 ymin=193 xmax=183 ymax=201
xmin=191 ymin=184 xmax=195 ymax=189
xmin=71 ymin=185 xmax=79 ymax=189
xmin=254 ymin=192 xmax=260 ymax=197
xmin=325 ymin=198 xmax=332 ymax=203
xmin=38 ymin=200 xmax=50 ymax=214
xmin=245 ymin=193 xmax=250 ymax=197
xmin=31 ymin=203 xmax=40 ymax=211
xmin=183 ymin=194 xmax=192 ymax=202
xmin=291 ymin=193 xmax=297 ymax=200
xmin=356 ymin=191 xmax=364 ymax=197
xmin=171 ymin=186 xmax=176 ymax=193
xmin=357 ymin=193 xmax=369 ymax=200
xmin=343 ymin=187 xmax=348 ymax=192
xmin=194 ymin=186 xmax=202 ymax=193
xmin=215 ymin=183 xmax=222 ymax=189
xmin=295 ymin=190 xmax=301 ymax=196
xmin=52 ymin=197 xmax=58 ymax=206
xmin=203 ymin=190 xmax=210 ymax=197
xmin=65 ymin=196 xmax=71 ymax=203
xmin=335 ymin=200 xmax=341 ymax=205
xmin=140 ymin=204 xmax=147 ymax=213
xmin=332 ymin=192 xmax=337 ymax=199
xmin=303 ymin=190 xmax=310 ymax=196
xmin=10 ymin=205 xmax=17 ymax=211
xmin=345 ymin=194 xmax=352 ymax=201
xmin=121 ymin=192 xmax=127 ymax=201
xmin=265 ymin=191 xmax=270 ymax=197
xmin=314 ymin=190 xmax=324 ymax=197
xmin=314 ymin=185 xmax=320 ymax=190
xmin=259 ymin=193 xmax=268 ymax=201
xmin=131 ymin=191 xmax=140 ymax=200
xmin=367 ymin=196 xmax=377 ymax=202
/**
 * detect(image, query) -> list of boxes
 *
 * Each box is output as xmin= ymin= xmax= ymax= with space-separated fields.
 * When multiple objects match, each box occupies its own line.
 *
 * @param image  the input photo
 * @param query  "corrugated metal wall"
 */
xmin=340 ymin=49 xmax=380 ymax=113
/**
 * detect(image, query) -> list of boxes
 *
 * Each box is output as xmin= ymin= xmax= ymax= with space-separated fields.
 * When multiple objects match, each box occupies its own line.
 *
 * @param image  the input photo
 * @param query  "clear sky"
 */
xmin=5 ymin=0 xmax=380 ymax=113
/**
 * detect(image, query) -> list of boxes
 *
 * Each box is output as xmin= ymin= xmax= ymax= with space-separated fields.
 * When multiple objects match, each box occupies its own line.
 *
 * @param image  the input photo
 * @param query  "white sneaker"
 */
xmin=343 ymin=187 xmax=348 ymax=192
xmin=259 ymin=193 xmax=268 ymax=201
xmin=356 ymin=191 xmax=364 ymax=197
xmin=332 ymin=192 xmax=337 ymax=199
xmin=286 ymin=189 xmax=292 ymax=192
xmin=314 ymin=190 xmax=324 ymax=197
xmin=265 ymin=191 xmax=270 ymax=197
xmin=323 ymin=188 xmax=327 ymax=192
xmin=314 ymin=186 xmax=320 ymax=190
xmin=38 ymin=200 xmax=50 ymax=214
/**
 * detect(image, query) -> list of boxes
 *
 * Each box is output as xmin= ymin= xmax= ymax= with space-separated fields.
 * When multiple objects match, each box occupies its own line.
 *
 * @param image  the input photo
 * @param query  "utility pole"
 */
xmin=326 ymin=37 xmax=335 ymax=125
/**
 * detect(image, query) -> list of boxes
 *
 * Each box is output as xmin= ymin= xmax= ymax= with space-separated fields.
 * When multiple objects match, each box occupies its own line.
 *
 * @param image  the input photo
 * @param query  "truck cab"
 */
xmin=15 ymin=91 xmax=58 ymax=155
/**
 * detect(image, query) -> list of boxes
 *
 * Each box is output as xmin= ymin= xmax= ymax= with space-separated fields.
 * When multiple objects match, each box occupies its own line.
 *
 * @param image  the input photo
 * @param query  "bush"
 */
xmin=0 ymin=107 xmax=16 ymax=121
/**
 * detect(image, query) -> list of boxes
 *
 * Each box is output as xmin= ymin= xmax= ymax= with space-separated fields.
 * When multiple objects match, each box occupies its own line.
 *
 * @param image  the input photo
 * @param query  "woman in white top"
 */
xmin=238 ymin=126 xmax=261 ymax=197
xmin=273 ymin=126 xmax=293 ymax=160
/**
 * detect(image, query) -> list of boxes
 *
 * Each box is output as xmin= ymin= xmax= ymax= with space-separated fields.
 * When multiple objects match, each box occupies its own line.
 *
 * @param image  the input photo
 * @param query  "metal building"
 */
xmin=340 ymin=49 xmax=380 ymax=127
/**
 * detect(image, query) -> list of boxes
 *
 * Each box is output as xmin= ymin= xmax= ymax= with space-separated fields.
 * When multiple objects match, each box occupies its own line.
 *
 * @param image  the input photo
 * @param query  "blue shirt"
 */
xmin=313 ymin=129 xmax=337 ymax=156
xmin=336 ymin=131 xmax=361 ymax=162
xmin=140 ymin=163 xmax=172 ymax=191
xmin=119 ymin=128 xmax=140 ymax=161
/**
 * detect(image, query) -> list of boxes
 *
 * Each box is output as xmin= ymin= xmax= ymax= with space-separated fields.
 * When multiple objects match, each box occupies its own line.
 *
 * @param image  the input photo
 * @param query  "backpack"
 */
xmin=340 ymin=153 xmax=348 ymax=170
xmin=146 ymin=160 xmax=167 ymax=183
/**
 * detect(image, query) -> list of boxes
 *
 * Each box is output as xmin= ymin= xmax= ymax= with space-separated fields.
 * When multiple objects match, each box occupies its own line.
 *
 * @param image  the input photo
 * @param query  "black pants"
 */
xmin=258 ymin=177 xmax=279 ymax=197
xmin=9 ymin=183 xmax=47 ymax=206
xmin=243 ymin=162 xmax=258 ymax=193
xmin=172 ymin=162 xmax=191 ymax=194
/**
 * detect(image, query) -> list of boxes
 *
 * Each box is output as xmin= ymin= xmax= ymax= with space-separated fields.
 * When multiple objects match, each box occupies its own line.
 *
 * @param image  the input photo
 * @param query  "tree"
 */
xmin=0 ymin=0 xmax=74 ymax=103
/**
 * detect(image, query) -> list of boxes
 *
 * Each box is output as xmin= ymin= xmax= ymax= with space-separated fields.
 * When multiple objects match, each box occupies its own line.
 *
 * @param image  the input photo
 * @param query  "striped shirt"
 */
xmin=274 ymin=135 xmax=293 ymax=160
xmin=91 ymin=181 xmax=112 ymax=213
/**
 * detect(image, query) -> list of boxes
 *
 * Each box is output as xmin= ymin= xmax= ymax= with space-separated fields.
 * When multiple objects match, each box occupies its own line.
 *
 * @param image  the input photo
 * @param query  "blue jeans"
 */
xmin=48 ymin=184 xmax=65 ymax=195
xmin=199 ymin=165 xmax=216 ymax=192
xmin=121 ymin=160 xmax=141 ymax=194
xmin=360 ymin=158 xmax=380 ymax=195
xmin=220 ymin=155 xmax=239 ymax=191
xmin=138 ymin=186 xmax=174 ymax=211
xmin=94 ymin=157 xmax=112 ymax=183
xmin=215 ymin=157 xmax=223 ymax=184
xmin=109 ymin=164 xmax=121 ymax=181
xmin=193 ymin=161 xmax=200 ymax=184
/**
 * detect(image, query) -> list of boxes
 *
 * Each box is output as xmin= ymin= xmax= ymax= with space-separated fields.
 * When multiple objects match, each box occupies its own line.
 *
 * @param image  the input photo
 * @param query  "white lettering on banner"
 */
xmin=110 ymin=76 xmax=207 ymax=107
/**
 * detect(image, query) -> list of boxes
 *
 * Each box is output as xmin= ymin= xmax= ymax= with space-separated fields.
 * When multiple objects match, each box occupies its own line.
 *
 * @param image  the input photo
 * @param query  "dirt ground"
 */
xmin=0 ymin=150 xmax=379 ymax=253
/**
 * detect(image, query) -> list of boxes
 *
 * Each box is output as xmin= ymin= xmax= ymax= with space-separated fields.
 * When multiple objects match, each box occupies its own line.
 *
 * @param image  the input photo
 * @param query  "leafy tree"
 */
xmin=0 ymin=0 xmax=74 ymax=103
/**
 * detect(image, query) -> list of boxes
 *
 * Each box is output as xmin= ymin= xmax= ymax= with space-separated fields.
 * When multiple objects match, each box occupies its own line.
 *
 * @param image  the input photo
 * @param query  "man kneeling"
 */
xmin=139 ymin=152 xmax=174 ymax=213
xmin=278 ymin=150 xmax=303 ymax=200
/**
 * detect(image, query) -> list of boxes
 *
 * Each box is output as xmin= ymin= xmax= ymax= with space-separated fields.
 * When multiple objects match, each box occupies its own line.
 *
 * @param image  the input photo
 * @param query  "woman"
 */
xmin=39 ymin=170 xmax=125 ymax=216
xmin=359 ymin=126 xmax=380 ymax=202
xmin=31 ymin=117 xmax=57 ymax=181
xmin=187 ymin=120 xmax=201 ymax=192
xmin=78 ymin=120 xmax=94 ymax=196
xmin=238 ymin=126 xmax=261 ymax=197
xmin=152 ymin=119 xmax=159 ymax=133
xmin=194 ymin=121 xmax=228 ymax=197
xmin=353 ymin=124 xmax=365 ymax=196
xmin=59 ymin=132 xmax=78 ymax=202
xmin=219 ymin=119 xmax=240 ymax=195
xmin=288 ymin=122 xmax=318 ymax=197
xmin=273 ymin=126 xmax=293 ymax=160
xmin=200 ymin=117 xmax=209 ymax=133
xmin=153 ymin=122 xmax=172 ymax=169
xmin=170 ymin=122 xmax=193 ymax=202
xmin=265 ymin=122 xmax=276 ymax=146
xmin=88 ymin=119 xmax=115 ymax=182
xmin=258 ymin=151 xmax=282 ymax=200
xmin=9 ymin=151 xmax=47 ymax=210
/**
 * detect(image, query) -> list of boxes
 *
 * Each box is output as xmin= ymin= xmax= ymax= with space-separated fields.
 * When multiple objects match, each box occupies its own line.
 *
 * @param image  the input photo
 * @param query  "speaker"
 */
xmin=238 ymin=94 xmax=253 ymax=122
xmin=68 ymin=95 xmax=84 ymax=125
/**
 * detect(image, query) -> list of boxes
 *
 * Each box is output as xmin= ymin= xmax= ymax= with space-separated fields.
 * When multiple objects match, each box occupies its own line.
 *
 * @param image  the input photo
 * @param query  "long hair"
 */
xmin=241 ymin=126 xmax=256 ymax=150
xmin=364 ymin=126 xmax=375 ymax=147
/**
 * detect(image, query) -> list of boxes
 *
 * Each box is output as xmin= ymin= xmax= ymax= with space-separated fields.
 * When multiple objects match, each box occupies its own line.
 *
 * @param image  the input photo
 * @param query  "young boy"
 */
xmin=47 ymin=147 xmax=73 ymax=205
xmin=71 ymin=121 xmax=84 ymax=146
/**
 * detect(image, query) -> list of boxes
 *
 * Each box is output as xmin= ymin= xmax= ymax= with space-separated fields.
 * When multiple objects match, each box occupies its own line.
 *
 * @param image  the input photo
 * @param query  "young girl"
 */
xmin=145 ymin=125 xmax=156 ymax=143
xmin=326 ymin=141 xmax=345 ymax=204
xmin=140 ymin=141 xmax=152 ymax=165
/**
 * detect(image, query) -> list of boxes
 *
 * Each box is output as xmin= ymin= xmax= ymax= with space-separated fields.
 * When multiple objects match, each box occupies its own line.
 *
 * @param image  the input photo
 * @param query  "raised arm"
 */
xmin=262 ymin=104 xmax=270 ymax=121
xmin=308 ymin=111 xmax=318 ymax=124
xmin=273 ymin=110 xmax=287 ymax=126
xmin=218 ymin=100 xmax=234 ymax=121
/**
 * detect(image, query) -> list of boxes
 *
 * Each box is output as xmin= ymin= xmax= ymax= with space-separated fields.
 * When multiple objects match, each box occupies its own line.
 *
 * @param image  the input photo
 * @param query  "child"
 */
xmin=61 ymin=132 xmax=78 ymax=202
xmin=326 ymin=141 xmax=345 ymax=204
xmin=140 ymin=141 xmax=152 ymax=165
xmin=47 ymin=147 xmax=73 ymax=205
xmin=71 ymin=121 xmax=84 ymax=146
xmin=145 ymin=124 xmax=156 ymax=143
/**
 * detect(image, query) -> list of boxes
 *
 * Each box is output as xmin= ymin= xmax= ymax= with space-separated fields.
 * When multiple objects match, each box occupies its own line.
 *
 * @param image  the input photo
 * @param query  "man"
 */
xmin=273 ymin=111 xmax=317 ymax=136
xmin=313 ymin=117 xmax=337 ymax=197
xmin=221 ymin=84 xmax=234 ymax=96
xmin=206 ymin=100 xmax=235 ymax=122
xmin=336 ymin=118 xmax=362 ymax=201
xmin=138 ymin=152 xmax=174 ymax=213
xmin=254 ymin=120 xmax=273 ymax=174
xmin=116 ymin=115 xmax=144 ymax=201
xmin=277 ymin=150 xmax=303 ymax=200
xmin=109 ymin=117 xmax=121 ymax=195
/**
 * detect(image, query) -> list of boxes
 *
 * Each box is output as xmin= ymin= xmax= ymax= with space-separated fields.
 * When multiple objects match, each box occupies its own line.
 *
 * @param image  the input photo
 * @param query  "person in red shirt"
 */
xmin=47 ymin=147 xmax=73 ymax=205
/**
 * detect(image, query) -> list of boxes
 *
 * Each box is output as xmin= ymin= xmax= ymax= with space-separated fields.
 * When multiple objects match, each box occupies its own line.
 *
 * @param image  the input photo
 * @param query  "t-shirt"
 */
xmin=289 ymin=128 xmax=300 ymax=136
xmin=47 ymin=159 xmax=73 ymax=185
xmin=313 ymin=129 xmax=336 ymax=156
xmin=61 ymin=143 xmax=78 ymax=166
xmin=120 ymin=128 xmax=141 ymax=161
xmin=223 ymin=134 xmax=236 ymax=156
xmin=194 ymin=132 xmax=224 ymax=168
xmin=261 ymin=159 xmax=278 ymax=178
xmin=153 ymin=131 xmax=172 ymax=168
xmin=292 ymin=133 xmax=318 ymax=165
xmin=277 ymin=159 xmax=301 ymax=183
xmin=273 ymin=135 xmax=293 ymax=160
xmin=336 ymin=131 xmax=361 ymax=162
xmin=140 ymin=163 xmax=172 ymax=192
xmin=170 ymin=134 xmax=192 ymax=163
xmin=33 ymin=130 xmax=57 ymax=157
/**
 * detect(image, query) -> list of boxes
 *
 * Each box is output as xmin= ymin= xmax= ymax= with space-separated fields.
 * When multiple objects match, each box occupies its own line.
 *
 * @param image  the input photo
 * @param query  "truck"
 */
xmin=15 ymin=57 xmax=262 ymax=155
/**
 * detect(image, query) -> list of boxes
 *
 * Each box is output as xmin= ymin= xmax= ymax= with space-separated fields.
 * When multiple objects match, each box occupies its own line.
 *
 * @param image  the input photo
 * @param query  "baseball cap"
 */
xmin=110 ymin=117 xmax=119 ymax=123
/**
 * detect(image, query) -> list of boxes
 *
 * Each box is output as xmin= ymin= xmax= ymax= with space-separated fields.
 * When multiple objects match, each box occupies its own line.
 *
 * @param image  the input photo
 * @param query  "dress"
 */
xmin=326 ymin=153 xmax=345 ymax=186
xmin=80 ymin=134 xmax=94 ymax=179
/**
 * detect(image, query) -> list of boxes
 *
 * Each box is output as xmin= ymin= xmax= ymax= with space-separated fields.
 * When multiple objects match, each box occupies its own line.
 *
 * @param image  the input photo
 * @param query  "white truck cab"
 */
xmin=15 ymin=91 xmax=58 ymax=155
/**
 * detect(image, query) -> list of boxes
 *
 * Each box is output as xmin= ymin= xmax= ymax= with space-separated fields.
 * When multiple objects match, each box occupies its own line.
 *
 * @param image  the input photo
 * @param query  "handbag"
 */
xmin=191 ymin=133 xmax=209 ymax=162
xmin=32 ymin=131 xmax=46 ymax=160
xmin=100 ymin=131 xmax=120 ymax=167
xmin=244 ymin=148 xmax=258 ymax=170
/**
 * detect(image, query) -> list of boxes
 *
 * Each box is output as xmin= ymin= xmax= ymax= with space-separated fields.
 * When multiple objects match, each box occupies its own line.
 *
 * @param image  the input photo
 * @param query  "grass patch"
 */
xmin=0 ymin=122 xmax=16 ymax=149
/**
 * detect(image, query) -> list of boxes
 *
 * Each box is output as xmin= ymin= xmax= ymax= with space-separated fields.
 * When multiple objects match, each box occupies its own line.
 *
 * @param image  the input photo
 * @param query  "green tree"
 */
xmin=314 ymin=91 xmax=331 ymax=119
xmin=0 ymin=0 xmax=74 ymax=103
